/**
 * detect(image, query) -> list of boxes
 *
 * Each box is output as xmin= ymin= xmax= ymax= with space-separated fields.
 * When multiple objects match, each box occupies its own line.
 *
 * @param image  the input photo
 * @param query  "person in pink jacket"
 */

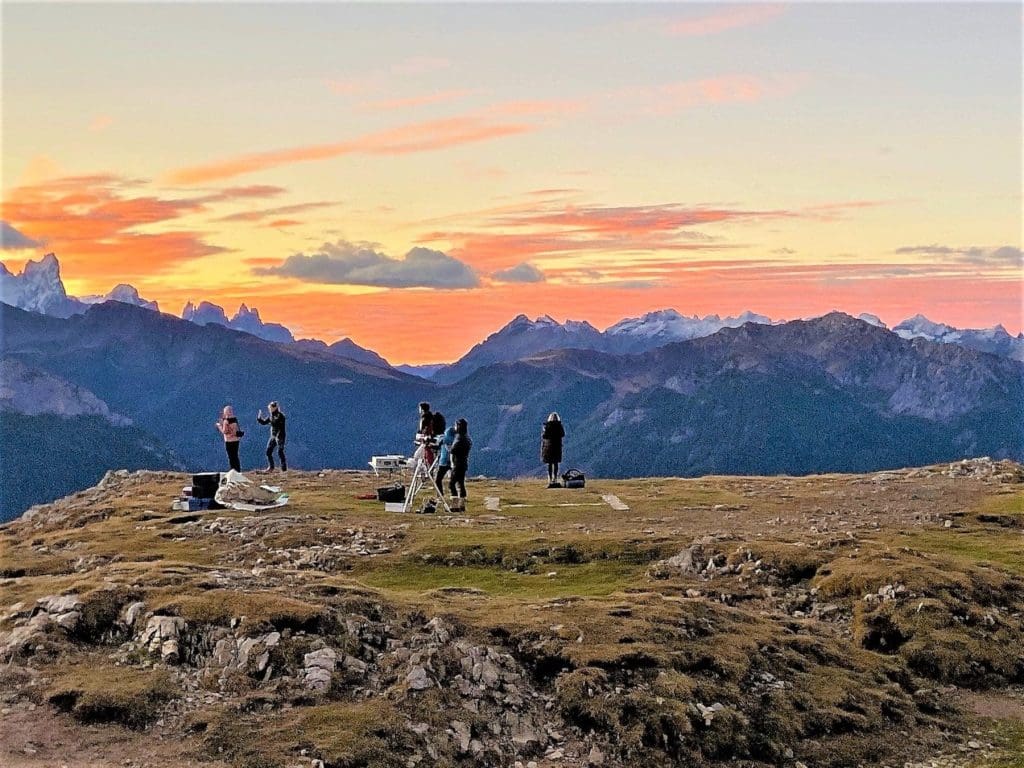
xmin=215 ymin=405 xmax=243 ymax=471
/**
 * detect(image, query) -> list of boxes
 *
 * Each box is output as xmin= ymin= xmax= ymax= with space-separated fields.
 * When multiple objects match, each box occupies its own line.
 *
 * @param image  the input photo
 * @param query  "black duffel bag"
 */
xmin=192 ymin=472 xmax=221 ymax=500
xmin=376 ymin=484 xmax=406 ymax=503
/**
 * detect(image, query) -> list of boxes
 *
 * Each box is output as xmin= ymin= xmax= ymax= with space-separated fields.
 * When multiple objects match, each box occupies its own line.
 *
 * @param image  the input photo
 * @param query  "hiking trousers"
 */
xmin=225 ymin=441 xmax=241 ymax=472
xmin=449 ymin=464 xmax=467 ymax=498
xmin=266 ymin=436 xmax=287 ymax=470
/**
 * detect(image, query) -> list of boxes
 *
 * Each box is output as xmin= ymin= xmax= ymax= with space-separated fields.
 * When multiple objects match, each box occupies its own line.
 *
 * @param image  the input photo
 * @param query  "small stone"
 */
xmin=450 ymin=720 xmax=471 ymax=753
xmin=406 ymin=665 xmax=432 ymax=690
xmin=55 ymin=611 xmax=81 ymax=631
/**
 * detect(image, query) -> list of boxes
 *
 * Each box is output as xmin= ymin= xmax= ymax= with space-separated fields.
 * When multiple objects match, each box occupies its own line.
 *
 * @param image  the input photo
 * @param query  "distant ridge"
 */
xmin=2 ymin=303 xmax=1022 ymax=518
xmin=2 ymin=253 xmax=1021 ymax=377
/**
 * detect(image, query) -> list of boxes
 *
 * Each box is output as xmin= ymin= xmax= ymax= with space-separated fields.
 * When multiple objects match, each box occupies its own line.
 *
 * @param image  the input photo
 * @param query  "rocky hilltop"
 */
xmin=2 ymin=461 xmax=1024 ymax=767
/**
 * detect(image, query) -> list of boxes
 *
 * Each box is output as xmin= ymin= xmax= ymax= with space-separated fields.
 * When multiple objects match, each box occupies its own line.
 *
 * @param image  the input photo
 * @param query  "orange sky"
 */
xmin=1 ymin=3 xmax=1020 ymax=363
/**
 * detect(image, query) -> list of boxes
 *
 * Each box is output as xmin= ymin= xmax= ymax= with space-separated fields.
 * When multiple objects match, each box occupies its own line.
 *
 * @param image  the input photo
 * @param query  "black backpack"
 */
xmin=562 ymin=469 xmax=586 ymax=489
xmin=432 ymin=411 xmax=446 ymax=435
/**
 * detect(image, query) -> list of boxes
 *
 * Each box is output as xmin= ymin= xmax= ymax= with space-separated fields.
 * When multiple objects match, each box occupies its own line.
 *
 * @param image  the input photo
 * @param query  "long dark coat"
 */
xmin=540 ymin=420 xmax=565 ymax=464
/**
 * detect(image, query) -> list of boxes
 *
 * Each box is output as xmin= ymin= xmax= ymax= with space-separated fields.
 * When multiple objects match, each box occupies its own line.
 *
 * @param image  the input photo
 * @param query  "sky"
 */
xmin=1 ymin=1 xmax=1021 ymax=364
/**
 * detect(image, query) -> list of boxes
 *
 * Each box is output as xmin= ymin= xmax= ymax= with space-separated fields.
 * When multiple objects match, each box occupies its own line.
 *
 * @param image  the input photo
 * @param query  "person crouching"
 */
xmin=449 ymin=418 xmax=472 ymax=511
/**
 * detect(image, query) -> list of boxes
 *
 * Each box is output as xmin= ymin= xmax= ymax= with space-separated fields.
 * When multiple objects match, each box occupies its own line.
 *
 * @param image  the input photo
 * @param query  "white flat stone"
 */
xmin=601 ymin=494 xmax=629 ymax=511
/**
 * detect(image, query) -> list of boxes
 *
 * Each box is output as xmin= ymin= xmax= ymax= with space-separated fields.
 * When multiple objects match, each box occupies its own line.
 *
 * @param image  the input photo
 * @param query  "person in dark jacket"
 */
xmin=449 ymin=418 xmax=472 ymax=509
xmin=418 ymin=402 xmax=436 ymax=466
xmin=541 ymin=412 xmax=565 ymax=487
xmin=215 ymin=405 xmax=243 ymax=472
xmin=256 ymin=401 xmax=287 ymax=471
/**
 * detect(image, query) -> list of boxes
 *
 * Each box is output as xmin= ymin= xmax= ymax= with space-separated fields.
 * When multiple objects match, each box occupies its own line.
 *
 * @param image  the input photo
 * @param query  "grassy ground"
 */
xmin=2 ymin=464 xmax=1023 ymax=767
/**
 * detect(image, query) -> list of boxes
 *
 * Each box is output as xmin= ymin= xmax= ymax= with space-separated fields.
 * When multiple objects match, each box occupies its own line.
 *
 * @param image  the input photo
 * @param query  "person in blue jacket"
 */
xmin=434 ymin=423 xmax=456 ymax=496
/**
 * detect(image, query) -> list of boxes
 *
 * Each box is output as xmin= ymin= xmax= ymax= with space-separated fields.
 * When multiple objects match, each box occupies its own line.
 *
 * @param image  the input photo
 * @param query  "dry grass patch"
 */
xmin=147 ymin=587 xmax=326 ymax=630
xmin=47 ymin=661 xmax=177 ymax=727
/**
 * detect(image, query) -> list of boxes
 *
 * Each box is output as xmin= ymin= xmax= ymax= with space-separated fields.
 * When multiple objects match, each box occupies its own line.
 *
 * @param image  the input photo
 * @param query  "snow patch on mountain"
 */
xmin=81 ymin=284 xmax=160 ymax=311
xmin=894 ymin=314 xmax=1024 ymax=361
xmin=604 ymin=309 xmax=774 ymax=351
xmin=0 ymin=253 xmax=86 ymax=318
xmin=857 ymin=313 xmax=886 ymax=328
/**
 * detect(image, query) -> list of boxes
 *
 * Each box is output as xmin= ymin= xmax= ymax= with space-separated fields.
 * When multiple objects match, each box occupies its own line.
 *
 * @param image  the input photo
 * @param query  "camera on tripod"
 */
xmin=413 ymin=432 xmax=440 ymax=448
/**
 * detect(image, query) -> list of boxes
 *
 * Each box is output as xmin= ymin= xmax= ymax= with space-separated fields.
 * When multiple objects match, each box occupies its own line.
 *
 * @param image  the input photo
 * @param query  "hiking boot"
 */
xmin=547 ymin=481 xmax=561 ymax=489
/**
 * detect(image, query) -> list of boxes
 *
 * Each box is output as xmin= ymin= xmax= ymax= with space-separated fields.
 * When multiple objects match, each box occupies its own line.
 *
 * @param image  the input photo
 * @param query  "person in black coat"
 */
xmin=541 ymin=412 xmax=565 ymax=487
xmin=256 ymin=401 xmax=287 ymax=471
xmin=417 ymin=401 xmax=436 ymax=466
xmin=449 ymin=418 xmax=472 ymax=508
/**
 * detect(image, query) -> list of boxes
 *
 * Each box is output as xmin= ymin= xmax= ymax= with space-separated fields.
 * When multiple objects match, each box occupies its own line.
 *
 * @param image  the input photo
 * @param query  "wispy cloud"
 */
xmin=486 ymin=99 xmax=589 ymax=117
xmin=492 ymin=262 xmax=546 ymax=283
xmin=417 ymin=197 xmax=885 ymax=271
xmin=255 ymin=240 xmax=480 ymax=289
xmin=215 ymin=201 xmax=338 ymax=224
xmin=358 ymin=88 xmax=478 ymax=112
xmin=167 ymin=115 xmax=534 ymax=184
xmin=895 ymin=244 xmax=1023 ymax=267
xmin=615 ymin=72 xmax=808 ymax=114
xmin=662 ymin=3 xmax=786 ymax=37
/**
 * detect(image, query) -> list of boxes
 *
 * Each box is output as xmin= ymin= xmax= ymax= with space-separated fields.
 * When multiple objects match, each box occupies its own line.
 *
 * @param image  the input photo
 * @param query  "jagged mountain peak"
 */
xmin=22 ymin=252 xmax=61 ymax=277
xmin=104 ymin=284 xmax=159 ymax=312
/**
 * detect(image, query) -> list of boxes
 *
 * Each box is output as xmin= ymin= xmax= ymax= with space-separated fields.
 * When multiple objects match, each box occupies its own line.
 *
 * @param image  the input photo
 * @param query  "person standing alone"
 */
xmin=541 ymin=412 xmax=565 ymax=487
xmin=449 ymin=418 xmax=472 ymax=510
xmin=257 ymin=401 xmax=287 ymax=472
xmin=215 ymin=405 xmax=243 ymax=472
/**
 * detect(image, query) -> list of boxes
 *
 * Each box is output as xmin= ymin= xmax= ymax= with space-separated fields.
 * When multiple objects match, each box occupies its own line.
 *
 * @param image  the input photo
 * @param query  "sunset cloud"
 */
xmin=616 ymin=72 xmax=809 ymax=114
xmin=0 ymin=221 xmax=42 ymax=250
xmin=215 ymin=201 xmax=337 ymax=223
xmin=0 ymin=174 xmax=228 ymax=277
xmin=256 ymin=240 xmax=480 ymax=289
xmin=358 ymin=88 xmax=478 ymax=112
xmin=417 ymin=198 xmax=886 ymax=272
xmin=492 ymin=262 xmax=546 ymax=283
xmin=663 ymin=3 xmax=786 ymax=37
xmin=167 ymin=116 xmax=534 ymax=184
xmin=894 ymin=244 xmax=1023 ymax=267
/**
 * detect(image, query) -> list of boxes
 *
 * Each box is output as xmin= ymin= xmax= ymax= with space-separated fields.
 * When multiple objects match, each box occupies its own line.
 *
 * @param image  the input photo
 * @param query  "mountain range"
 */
xmin=0 ymin=357 xmax=183 ymax=517
xmin=430 ymin=309 xmax=777 ymax=383
xmin=3 ymin=254 xmax=1021 ymax=382
xmin=2 ymin=295 xmax=1022 ymax=521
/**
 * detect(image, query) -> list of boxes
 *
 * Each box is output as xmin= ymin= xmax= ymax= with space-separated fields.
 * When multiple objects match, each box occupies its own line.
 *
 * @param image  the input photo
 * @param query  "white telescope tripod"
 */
xmin=403 ymin=440 xmax=452 ymax=514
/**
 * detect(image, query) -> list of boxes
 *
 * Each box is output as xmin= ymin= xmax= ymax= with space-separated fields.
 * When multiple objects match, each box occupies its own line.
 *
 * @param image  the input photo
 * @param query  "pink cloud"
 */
xmin=664 ymin=3 xmax=786 ymax=37
xmin=215 ymin=200 xmax=338 ymax=223
xmin=1 ymin=174 xmax=228 ymax=277
xmin=358 ymin=88 xmax=478 ymax=112
xmin=486 ymin=99 xmax=590 ymax=117
xmin=166 ymin=116 xmax=535 ymax=184
xmin=622 ymin=73 xmax=809 ymax=114
xmin=415 ymin=198 xmax=887 ymax=271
